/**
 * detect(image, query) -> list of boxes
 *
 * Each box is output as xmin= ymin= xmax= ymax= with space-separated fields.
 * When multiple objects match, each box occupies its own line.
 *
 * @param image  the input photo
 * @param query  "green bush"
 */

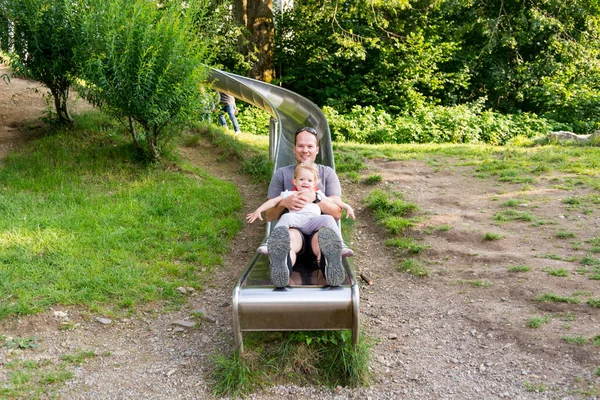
xmin=324 ymin=101 xmax=552 ymax=145
xmin=80 ymin=0 xmax=210 ymax=160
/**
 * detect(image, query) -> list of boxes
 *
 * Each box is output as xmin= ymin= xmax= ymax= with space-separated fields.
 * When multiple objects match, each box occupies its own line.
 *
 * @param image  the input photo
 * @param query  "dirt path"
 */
xmin=0 ymin=65 xmax=599 ymax=399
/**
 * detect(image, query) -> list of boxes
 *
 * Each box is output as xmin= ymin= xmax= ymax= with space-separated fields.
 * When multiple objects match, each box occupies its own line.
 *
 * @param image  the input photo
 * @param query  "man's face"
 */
xmin=294 ymin=130 xmax=319 ymax=164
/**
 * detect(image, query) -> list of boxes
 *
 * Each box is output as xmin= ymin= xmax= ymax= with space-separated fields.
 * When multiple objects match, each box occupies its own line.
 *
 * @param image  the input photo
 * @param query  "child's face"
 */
xmin=293 ymin=169 xmax=317 ymax=192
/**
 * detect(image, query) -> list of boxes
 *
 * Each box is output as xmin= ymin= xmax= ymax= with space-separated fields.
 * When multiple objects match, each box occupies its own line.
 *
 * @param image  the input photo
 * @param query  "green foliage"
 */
xmin=588 ymin=299 xmax=600 ymax=309
xmin=534 ymin=293 xmax=580 ymax=304
xmin=79 ymin=0 xmax=210 ymax=160
xmin=399 ymin=258 xmax=428 ymax=277
xmin=483 ymin=232 xmax=503 ymax=241
xmin=324 ymin=103 xmax=550 ymax=145
xmin=562 ymin=336 xmax=588 ymax=345
xmin=508 ymin=265 xmax=531 ymax=273
xmin=3 ymin=0 xmax=85 ymax=123
xmin=237 ymin=104 xmax=271 ymax=135
xmin=362 ymin=174 xmax=382 ymax=185
xmin=0 ymin=115 xmax=243 ymax=319
xmin=4 ymin=336 xmax=39 ymax=350
xmin=211 ymin=331 xmax=372 ymax=397
xmin=526 ymin=316 xmax=550 ymax=328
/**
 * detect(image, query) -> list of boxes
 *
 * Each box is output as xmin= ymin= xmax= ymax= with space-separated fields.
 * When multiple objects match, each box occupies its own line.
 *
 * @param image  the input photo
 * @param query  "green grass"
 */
xmin=0 ymin=339 xmax=95 ymax=398
xmin=494 ymin=210 xmax=535 ymax=222
xmin=526 ymin=316 xmax=550 ymax=328
xmin=534 ymin=293 xmax=580 ymax=304
xmin=524 ymin=381 xmax=547 ymax=392
xmin=555 ymin=230 xmax=576 ymax=239
xmin=562 ymin=335 xmax=588 ymax=345
xmin=588 ymin=299 xmax=600 ymax=308
xmin=454 ymin=279 xmax=492 ymax=288
xmin=385 ymin=237 xmax=428 ymax=254
xmin=211 ymin=330 xmax=372 ymax=397
xmin=508 ymin=265 xmax=531 ymax=272
xmin=399 ymin=258 xmax=429 ymax=277
xmin=544 ymin=267 xmax=569 ymax=277
xmin=362 ymin=174 xmax=382 ymax=185
xmin=0 ymin=113 xmax=243 ymax=319
xmin=483 ymin=232 xmax=504 ymax=240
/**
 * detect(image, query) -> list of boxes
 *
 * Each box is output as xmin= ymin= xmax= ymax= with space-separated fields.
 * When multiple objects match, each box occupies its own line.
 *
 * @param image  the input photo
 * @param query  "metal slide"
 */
xmin=208 ymin=68 xmax=359 ymax=352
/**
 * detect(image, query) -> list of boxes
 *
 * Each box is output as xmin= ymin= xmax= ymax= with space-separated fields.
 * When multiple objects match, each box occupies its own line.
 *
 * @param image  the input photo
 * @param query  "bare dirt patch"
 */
xmin=1 ymin=65 xmax=599 ymax=399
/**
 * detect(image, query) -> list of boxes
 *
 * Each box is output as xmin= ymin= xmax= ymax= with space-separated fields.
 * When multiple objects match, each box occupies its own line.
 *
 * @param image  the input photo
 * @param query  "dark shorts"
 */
xmin=292 ymin=229 xmax=316 ymax=257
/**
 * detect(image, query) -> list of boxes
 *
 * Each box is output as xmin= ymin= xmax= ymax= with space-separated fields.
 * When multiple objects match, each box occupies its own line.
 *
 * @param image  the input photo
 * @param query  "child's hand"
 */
xmin=246 ymin=211 xmax=262 ymax=223
xmin=344 ymin=205 xmax=356 ymax=220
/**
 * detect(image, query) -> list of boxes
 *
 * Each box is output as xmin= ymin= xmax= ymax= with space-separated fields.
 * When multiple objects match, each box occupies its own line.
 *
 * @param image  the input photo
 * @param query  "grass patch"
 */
xmin=588 ymin=299 xmax=600 ymax=308
xmin=501 ymin=199 xmax=525 ymax=207
xmin=555 ymin=230 xmax=576 ymax=239
xmin=526 ymin=316 xmax=550 ymax=328
xmin=494 ymin=210 xmax=535 ymax=222
xmin=524 ymin=381 xmax=547 ymax=392
xmin=594 ymin=336 xmax=600 ymax=347
xmin=399 ymin=258 xmax=429 ymax=277
xmin=534 ymin=293 xmax=580 ymax=304
xmin=455 ymin=279 xmax=492 ymax=288
xmin=544 ymin=267 xmax=569 ymax=277
xmin=362 ymin=174 xmax=382 ymax=185
xmin=0 ymin=113 xmax=243 ymax=319
xmin=386 ymin=237 xmax=428 ymax=254
xmin=437 ymin=224 xmax=452 ymax=232
xmin=508 ymin=265 xmax=531 ymax=273
xmin=562 ymin=336 xmax=588 ymax=345
xmin=211 ymin=330 xmax=372 ymax=397
xmin=483 ymin=232 xmax=504 ymax=241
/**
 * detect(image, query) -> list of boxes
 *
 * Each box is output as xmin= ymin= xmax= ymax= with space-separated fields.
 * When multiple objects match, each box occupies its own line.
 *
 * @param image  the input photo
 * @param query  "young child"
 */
xmin=246 ymin=162 xmax=355 ymax=287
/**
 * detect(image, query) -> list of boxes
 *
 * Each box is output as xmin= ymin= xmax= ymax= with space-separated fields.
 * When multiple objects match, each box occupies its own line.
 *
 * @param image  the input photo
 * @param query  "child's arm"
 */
xmin=246 ymin=196 xmax=283 ymax=223
xmin=320 ymin=193 xmax=355 ymax=220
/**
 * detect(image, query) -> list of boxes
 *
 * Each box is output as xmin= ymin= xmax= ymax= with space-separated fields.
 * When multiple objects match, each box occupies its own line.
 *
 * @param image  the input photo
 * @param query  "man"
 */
xmin=217 ymin=91 xmax=241 ymax=134
xmin=263 ymin=126 xmax=350 ymax=287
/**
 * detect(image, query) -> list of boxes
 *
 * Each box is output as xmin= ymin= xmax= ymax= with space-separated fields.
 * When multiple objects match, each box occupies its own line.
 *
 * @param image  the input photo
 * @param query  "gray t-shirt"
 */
xmin=267 ymin=164 xmax=341 ymax=200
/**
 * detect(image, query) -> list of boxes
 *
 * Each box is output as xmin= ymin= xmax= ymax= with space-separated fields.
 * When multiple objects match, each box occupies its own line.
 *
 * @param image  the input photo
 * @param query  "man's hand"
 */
xmin=280 ymin=192 xmax=312 ymax=211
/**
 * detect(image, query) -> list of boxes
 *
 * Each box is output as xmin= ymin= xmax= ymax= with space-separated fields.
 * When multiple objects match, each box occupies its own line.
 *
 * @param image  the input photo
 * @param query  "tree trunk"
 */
xmin=233 ymin=0 xmax=276 ymax=82
xmin=51 ymin=87 xmax=73 ymax=124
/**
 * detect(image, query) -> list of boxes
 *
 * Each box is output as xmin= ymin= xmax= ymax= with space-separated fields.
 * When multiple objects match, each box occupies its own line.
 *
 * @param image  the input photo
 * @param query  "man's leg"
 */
xmin=225 ymin=104 xmax=241 ymax=133
xmin=268 ymin=226 xmax=303 ymax=288
xmin=218 ymin=106 xmax=227 ymax=127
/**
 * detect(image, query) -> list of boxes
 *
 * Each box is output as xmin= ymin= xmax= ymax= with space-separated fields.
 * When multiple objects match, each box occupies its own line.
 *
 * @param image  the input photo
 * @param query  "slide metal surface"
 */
xmin=208 ymin=69 xmax=359 ymax=352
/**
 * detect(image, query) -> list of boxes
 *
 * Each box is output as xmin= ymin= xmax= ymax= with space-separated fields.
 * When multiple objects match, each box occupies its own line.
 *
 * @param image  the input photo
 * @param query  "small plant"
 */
xmin=526 ymin=316 xmax=550 ymax=328
xmin=60 ymin=350 xmax=96 ymax=365
xmin=4 ymin=336 xmax=40 ymax=350
xmin=593 ymin=336 xmax=600 ymax=347
xmin=508 ymin=265 xmax=531 ymax=272
xmin=562 ymin=335 xmax=588 ymax=345
xmin=556 ymin=230 xmax=576 ymax=239
xmin=588 ymin=298 xmax=600 ymax=308
xmin=545 ymin=268 xmax=569 ymax=277
xmin=211 ymin=351 xmax=256 ymax=397
xmin=362 ymin=174 xmax=382 ymax=185
xmin=595 ymin=366 xmax=600 ymax=376
xmin=495 ymin=210 xmax=534 ymax=222
xmin=534 ymin=293 xmax=580 ymax=304
xmin=501 ymin=199 xmax=523 ymax=207
xmin=524 ymin=381 xmax=547 ymax=392
xmin=455 ymin=279 xmax=492 ymax=288
xmin=483 ymin=232 xmax=504 ymax=240
xmin=399 ymin=258 xmax=428 ymax=277
xmin=581 ymin=255 xmax=600 ymax=266
xmin=386 ymin=237 xmax=428 ymax=254
xmin=437 ymin=224 xmax=452 ymax=232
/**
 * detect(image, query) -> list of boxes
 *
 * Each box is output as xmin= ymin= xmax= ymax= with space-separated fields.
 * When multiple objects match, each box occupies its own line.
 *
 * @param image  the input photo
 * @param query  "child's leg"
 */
xmin=299 ymin=215 xmax=342 ymax=238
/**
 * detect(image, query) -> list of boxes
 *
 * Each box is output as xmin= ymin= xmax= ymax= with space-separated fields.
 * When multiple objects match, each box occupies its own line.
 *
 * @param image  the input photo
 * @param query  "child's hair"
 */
xmin=294 ymin=162 xmax=320 ymax=185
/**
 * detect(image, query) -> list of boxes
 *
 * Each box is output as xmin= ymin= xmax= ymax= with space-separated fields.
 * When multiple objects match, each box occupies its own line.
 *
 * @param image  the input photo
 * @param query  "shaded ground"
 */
xmin=1 ymin=64 xmax=599 ymax=399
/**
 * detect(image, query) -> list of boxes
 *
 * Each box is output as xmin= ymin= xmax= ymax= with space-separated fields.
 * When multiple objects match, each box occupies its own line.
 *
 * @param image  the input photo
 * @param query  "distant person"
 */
xmin=217 ymin=91 xmax=241 ymax=134
xmin=247 ymin=162 xmax=355 ymax=288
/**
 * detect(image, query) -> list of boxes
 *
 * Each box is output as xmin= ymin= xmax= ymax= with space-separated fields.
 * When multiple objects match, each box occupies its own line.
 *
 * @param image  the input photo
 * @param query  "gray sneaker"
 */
xmin=268 ymin=227 xmax=292 ymax=288
xmin=256 ymin=237 xmax=269 ymax=255
xmin=318 ymin=227 xmax=345 ymax=286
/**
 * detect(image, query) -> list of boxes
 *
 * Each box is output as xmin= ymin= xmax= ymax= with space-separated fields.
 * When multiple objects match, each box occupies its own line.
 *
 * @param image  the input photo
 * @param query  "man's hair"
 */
xmin=294 ymin=162 xmax=320 ymax=185
xmin=294 ymin=127 xmax=319 ymax=146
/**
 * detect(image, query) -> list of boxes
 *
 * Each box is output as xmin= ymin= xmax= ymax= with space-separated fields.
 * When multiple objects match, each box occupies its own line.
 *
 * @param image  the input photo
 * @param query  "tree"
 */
xmin=80 ymin=0 xmax=211 ymax=160
xmin=3 ymin=0 xmax=85 ymax=123
xmin=233 ymin=0 xmax=276 ymax=82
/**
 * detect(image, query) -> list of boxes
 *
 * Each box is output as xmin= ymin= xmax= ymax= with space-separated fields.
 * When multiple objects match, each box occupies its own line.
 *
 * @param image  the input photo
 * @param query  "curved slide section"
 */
xmin=207 ymin=68 xmax=359 ymax=352
xmin=207 ymin=68 xmax=334 ymax=170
